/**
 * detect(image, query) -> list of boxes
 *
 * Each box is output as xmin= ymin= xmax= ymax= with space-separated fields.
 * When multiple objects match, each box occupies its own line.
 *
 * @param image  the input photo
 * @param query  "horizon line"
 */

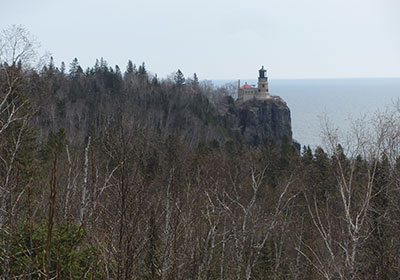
xmin=205 ymin=76 xmax=400 ymax=81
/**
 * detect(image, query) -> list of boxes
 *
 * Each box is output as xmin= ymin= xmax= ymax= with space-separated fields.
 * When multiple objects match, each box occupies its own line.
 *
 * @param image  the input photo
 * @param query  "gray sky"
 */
xmin=1 ymin=0 xmax=399 ymax=79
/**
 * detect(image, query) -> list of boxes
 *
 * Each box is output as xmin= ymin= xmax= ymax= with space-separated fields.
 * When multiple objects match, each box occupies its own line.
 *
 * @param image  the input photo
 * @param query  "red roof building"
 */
xmin=240 ymin=82 xmax=255 ymax=89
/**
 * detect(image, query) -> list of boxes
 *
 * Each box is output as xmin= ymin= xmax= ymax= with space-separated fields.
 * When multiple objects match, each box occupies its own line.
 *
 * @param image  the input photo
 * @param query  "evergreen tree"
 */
xmin=152 ymin=74 xmax=159 ymax=86
xmin=100 ymin=57 xmax=108 ymax=71
xmin=366 ymin=154 xmax=391 ymax=278
xmin=42 ymin=127 xmax=67 ymax=160
xmin=313 ymin=147 xmax=330 ymax=181
xmin=47 ymin=56 xmax=55 ymax=75
xmin=138 ymin=62 xmax=147 ymax=76
xmin=261 ymin=138 xmax=280 ymax=187
xmin=60 ymin=61 xmax=65 ymax=74
xmin=126 ymin=60 xmax=134 ymax=74
xmin=69 ymin=57 xmax=83 ymax=78
xmin=301 ymin=145 xmax=313 ymax=166
xmin=115 ymin=65 xmax=121 ymax=75
xmin=192 ymin=73 xmax=199 ymax=89
xmin=312 ymin=146 xmax=333 ymax=199
xmin=279 ymin=134 xmax=298 ymax=173
xmin=174 ymin=69 xmax=185 ymax=86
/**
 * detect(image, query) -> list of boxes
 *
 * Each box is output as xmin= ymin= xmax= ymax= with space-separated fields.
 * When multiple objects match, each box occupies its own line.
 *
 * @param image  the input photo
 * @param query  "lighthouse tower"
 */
xmin=257 ymin=66 xmax=270 ymax=98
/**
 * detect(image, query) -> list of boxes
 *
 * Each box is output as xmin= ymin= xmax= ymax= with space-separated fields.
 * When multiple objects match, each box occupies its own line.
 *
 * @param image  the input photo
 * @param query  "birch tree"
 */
xmin=300 ymin=114 xmax=391 ymax=279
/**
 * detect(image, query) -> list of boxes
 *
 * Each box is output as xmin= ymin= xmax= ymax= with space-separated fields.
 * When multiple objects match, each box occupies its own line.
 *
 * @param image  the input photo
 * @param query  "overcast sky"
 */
xmin=1 ymin=0 xmax=399 ymax=79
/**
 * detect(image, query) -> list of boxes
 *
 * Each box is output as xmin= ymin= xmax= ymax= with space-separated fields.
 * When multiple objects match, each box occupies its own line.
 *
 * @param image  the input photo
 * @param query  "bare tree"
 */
xmin=0 ymin=25 xmax=39 ymax=67
xmin=299 ymin=113 xmax=390 ymax=280
xmin=80 ymin=136 xmax=91 ymax=223
xmin=215 ymin=165 xmax=296 ymax=280
xmin=0 ymin=26 xmax=39 ymax=229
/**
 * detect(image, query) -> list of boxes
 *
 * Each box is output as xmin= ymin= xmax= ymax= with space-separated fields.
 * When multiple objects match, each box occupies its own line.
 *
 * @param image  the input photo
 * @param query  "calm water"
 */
xmin=211 ymin=78 xmax=400 ymax=148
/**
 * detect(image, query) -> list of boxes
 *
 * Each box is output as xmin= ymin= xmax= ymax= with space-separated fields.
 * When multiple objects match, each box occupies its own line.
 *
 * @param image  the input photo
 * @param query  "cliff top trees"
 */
xmin=126 ymin=60 xmax=135 ymax=74
xmin=69 ymin=58 xmax=83 ymax=78
xmin=174 ymin=69 xmax=185 ymax=86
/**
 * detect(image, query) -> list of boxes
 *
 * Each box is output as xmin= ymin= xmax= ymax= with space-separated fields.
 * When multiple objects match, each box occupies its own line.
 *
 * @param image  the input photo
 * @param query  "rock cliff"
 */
xmin=236 ymin=97 xmax=293 ymax=146
xmin=219 ymin=96 xmax=295 ymax=147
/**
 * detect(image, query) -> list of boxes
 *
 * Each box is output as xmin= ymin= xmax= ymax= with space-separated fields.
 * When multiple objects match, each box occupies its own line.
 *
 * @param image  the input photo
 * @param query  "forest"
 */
xmin=1 ymin=26 xmax=400 ymax=280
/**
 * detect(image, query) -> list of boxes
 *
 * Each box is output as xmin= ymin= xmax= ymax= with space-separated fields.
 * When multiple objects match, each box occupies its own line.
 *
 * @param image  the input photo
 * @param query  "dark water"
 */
xmin=211 ymin=78 xmax=400 ymax=148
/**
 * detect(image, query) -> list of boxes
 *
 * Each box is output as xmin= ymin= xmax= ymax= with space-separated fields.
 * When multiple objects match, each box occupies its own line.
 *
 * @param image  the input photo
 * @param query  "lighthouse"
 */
xmin=237 ymin=66 xmax=271 ymax=102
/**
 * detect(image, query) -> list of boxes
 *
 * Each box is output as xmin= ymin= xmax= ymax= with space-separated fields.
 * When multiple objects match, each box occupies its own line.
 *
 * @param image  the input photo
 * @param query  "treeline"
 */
xmin=28 ymin=57 xmax=236 ymax=146
xmin=2 ymin=58 xmax=400 ymax=279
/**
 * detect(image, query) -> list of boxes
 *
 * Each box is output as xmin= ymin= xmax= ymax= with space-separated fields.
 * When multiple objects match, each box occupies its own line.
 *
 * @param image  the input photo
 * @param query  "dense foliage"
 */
xmin=29 ymin=57 xmax=235 ymax=147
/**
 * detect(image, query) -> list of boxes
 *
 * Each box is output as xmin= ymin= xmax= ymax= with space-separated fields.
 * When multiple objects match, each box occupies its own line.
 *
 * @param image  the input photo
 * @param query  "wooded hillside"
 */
xmin=1 ymin=26 xmax=400 ymax=279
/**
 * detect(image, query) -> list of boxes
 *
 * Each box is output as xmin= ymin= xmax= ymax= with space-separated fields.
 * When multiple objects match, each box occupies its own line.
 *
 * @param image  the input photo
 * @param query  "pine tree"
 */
xmin=174 ymin=69 xmax=185 ymax=86
xmin=60 ymin=61 xmax=65 ymax=74
xmin=138 ymin=62 xmax=147 ymax=76
xmin=48 ymin=56 xmax=55 ymax=75
xmin=301 ymin=145 xmax=313 ymax=166
xmin=313 ymin=146 xmax=333 ymax=198
xmin=279 ymin=134 xmax=298 ymax=173
xmin=69 ymin=58 xmax=83 ymax=78
xmin=366 ymin=154 xmax=390 ymax=278
xmin=126 ymin=60 xmax=134 ymax=74
xmin=191 ymin=73 xmax=200 ymax=90
xmin=94 ymin=58 xmax=100 ymax=73
xmin=115 ymin=65 xmax=121 ymax=76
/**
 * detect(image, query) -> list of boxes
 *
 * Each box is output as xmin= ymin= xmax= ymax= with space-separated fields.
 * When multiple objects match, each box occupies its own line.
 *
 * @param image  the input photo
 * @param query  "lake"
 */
xmin=211 ymin=78 xmax=400 ymax=148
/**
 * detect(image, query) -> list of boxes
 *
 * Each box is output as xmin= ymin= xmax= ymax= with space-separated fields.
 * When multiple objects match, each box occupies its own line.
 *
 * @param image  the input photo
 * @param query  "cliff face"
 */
xmin=219 ymin=97 xmax=294 ymax=147
xmin=236 ymin=98 xmax=292 ymax=146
